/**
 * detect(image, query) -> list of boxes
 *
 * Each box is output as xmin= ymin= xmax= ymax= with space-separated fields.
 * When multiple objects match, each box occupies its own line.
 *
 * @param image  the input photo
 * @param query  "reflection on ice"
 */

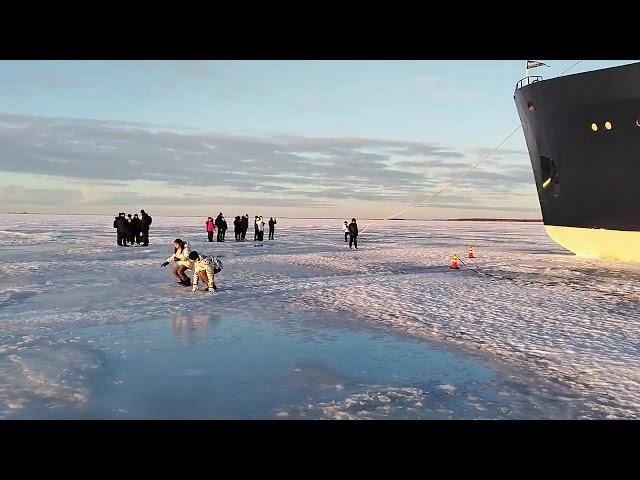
xmin=171 ymin=314 xmax=215 ymax=344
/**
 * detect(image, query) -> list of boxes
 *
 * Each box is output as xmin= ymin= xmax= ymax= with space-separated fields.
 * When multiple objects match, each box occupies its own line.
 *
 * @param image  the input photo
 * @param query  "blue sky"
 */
xmin=0 ymin=60 xmax=635 ymax=218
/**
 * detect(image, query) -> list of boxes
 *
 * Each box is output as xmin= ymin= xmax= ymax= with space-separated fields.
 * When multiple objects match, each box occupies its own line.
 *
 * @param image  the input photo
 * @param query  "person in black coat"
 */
xmin=348 ymin=217 xmax=359 ymax=249
xmin=221 ymin=217 xmax=228 ymax=241
xmin=268 ymin=217 xmax=277 ymax=240
xmin=113 ymin=215 xmax=121 ymax=246
xmin=131 ymin=214 xmax=142 ymax=245
xmin=234 ymin=216 xmax=242 ymax=241
xmin=215 ymin=212 xmax=224 ymax=242
xmin=140 ymin=209 xmax=152 ymax=246
xmin=113 ymin=212 xmax=129 ymax=246
xmin=241 ymin=214 xmax=249 ymax=241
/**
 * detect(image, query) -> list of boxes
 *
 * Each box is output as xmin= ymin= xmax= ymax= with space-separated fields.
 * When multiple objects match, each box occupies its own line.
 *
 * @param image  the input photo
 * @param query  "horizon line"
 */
xmin=2 ymin=212 xmax=543 ymax=222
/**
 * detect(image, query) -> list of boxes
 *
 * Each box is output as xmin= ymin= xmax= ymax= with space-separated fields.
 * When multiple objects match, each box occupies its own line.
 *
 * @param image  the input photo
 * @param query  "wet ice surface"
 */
xmin=0 ymin=214 xmax=639 ymax=419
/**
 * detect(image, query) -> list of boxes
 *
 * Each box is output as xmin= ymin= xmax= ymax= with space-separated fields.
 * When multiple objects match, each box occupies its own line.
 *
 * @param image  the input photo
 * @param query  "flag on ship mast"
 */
xmin=527 ymin=60 xmax=549 ymax=69
xmin=525 ymin=60 xmax=549 ymax=78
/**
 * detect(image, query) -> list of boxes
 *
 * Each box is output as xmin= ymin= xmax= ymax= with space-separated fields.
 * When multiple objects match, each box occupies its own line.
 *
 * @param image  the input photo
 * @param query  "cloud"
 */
xmin=81 ymin=192 xmax=330 ymax=208
xmin=0 ymin=185 xmax=84 ymax=205
xmin=0 ymin=114 xmax=468 ymax=198
xmin=428 ymin=202 xmax=539 ymax=214
xmin=438 ymin=164 xmax=535 ymax=188
xmin=415 ymin=190 xmax=539 ymax=214
xmin=0 ymin=113 xmax=535 ymax=212
xmin=392 ymin=159 xmax=470 ymax=169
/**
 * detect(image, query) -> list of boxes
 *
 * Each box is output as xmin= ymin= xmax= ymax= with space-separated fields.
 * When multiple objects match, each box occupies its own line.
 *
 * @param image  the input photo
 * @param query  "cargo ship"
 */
xmin=514 ymin=62 xmax=640 ymax=261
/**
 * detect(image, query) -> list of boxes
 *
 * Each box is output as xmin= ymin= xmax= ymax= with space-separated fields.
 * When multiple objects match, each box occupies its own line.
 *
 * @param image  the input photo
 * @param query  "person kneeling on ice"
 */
xmin=188 ymin=251 xmax=221 ymax=293
xmin=161 ymin=238 xmax=192 ymax=286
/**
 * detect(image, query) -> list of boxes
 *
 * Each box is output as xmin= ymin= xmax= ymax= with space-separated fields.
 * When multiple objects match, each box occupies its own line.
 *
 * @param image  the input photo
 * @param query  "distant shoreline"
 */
xmin=443 ymin=218 xmax=542 ymax=222
xmin=3 ymin=212 xmax=542 ymax=222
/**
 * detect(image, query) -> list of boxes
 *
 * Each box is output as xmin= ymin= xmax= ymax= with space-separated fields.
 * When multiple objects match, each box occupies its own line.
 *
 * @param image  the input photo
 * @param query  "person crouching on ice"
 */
xmin=161 ymin=238 xmax=192 ymax=286
xmin=188 ymin=251 xmax=217 ymax=293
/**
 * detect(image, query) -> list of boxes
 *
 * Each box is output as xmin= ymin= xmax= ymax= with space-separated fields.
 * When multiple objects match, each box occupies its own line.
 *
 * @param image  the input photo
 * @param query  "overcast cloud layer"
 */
xmin=0 ymin=113 xmax=538 ymax=215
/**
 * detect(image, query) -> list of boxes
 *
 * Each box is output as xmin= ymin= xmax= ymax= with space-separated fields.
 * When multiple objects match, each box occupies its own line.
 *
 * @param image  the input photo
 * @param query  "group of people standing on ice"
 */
xmin=206 ymin=213 xmax=276 ymax=242
xmin=111 ymin=212 xmax=362 ymax=294
xmin=342 ymin=218 xmax=359 ymax=249
xmin=161 ymin=238 xmax=222 ymax=293
xmin=113 ymin=210 xmax=152 ymax=246
xmin=206 ymin=213 xmax=229 ymax=242
xmin=254 ymin=215 xmax=276 ymax=241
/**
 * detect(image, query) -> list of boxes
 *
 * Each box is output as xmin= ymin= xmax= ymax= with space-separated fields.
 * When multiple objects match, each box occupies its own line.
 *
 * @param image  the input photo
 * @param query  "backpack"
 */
xmin=202 ymin=255 xmax=223 ymax=274
xmin=147 ymin=215 xmax=152 ymax=225
xmin=212 ymin=256 xmax=223 ymax=274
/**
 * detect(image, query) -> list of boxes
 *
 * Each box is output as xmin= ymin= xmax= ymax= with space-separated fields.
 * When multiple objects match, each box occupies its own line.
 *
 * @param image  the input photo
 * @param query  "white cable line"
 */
xmin=361 ymin=60 xmax=584 ymax=233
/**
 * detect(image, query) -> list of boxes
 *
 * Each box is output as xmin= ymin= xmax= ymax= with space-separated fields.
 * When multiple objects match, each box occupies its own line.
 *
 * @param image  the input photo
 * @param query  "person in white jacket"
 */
xmin=342 ymin=221 xmax=349 ymax=242
xmin=188 ymin=251 xmax=217 ymax=293
xmin=161 ymin=238 xmax=192 ymax=286
xmin=256 ymin=216 xmax=265 ymax=241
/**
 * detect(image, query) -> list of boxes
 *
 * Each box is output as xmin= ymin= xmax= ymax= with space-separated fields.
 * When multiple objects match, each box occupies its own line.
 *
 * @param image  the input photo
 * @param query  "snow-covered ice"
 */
xmin=0 ymin=213 xmax=639 ymax=419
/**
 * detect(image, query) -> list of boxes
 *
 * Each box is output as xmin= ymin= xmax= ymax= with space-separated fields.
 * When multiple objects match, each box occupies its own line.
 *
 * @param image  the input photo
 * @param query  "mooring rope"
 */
xmin=361 ymin=60 xmax=584 ymax=233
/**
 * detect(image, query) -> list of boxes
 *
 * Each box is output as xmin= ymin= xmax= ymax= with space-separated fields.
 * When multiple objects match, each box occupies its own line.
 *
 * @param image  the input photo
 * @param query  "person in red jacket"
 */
xmin=206 ymin=217 xmax=216 ymax=242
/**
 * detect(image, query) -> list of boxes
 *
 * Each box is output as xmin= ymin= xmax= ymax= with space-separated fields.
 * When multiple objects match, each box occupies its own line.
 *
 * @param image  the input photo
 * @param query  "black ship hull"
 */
xmin=514 ymin=62 xmax=640 ymax=261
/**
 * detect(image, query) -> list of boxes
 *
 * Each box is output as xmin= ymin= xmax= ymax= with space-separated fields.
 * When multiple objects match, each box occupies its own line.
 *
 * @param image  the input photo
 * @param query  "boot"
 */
xmin=181 ymin=277 xmax=192 ymax=287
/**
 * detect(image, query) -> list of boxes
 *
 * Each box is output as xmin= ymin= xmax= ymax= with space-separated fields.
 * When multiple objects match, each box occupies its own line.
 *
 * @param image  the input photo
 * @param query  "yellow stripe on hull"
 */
xmin=545 ymin=225 xmax=640 ymax=261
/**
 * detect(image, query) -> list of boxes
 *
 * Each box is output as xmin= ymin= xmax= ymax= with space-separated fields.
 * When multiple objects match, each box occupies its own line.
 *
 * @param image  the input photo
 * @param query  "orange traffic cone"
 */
xmin=467 ymin=246 xmax=475 ymax=258
xmin=450 ymin=254 xmax=460 ymax=269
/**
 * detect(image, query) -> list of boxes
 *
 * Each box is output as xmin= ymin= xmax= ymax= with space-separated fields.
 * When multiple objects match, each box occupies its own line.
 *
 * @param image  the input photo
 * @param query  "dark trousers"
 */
xmin=254 ymin=228 xmax=258 ymax=241
xmin=344 ymin=232 xmax=349 ymax=242
xmin=235 ymin=231 xmax=241 ymax=241
xmin=141 ymin=228 xmax=149 ymax=246
xmin=117 ymin=232 xmax=128 ymax=246
xmin=269 ymin=228 xmax=274 ymax=240
xmin=217 ymin=230 xmax=223 ymax=242
xmin=208 ymin=231 xmax=214 ymax=242
xmin=258 ymin=231 xmax=264 ymax=241
xmin=221 ymin=229 xmax=226 ymax=240
xmin=134 ymin=231 xmax=141 ymax=244
xmin=241 ymin=229 xmax=247 ymax=241
xmin=349 ymin=234 xmax=358 ymax=249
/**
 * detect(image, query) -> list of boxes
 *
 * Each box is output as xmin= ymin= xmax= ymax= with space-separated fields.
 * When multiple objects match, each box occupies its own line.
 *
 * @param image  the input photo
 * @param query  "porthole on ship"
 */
xmin=539 ymin=156 xmax=558 ymax=190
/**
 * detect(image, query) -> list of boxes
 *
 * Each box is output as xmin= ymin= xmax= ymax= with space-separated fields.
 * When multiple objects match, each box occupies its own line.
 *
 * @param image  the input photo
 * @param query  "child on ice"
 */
xmin=188 ymin=250 xmax=219 ymax=293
